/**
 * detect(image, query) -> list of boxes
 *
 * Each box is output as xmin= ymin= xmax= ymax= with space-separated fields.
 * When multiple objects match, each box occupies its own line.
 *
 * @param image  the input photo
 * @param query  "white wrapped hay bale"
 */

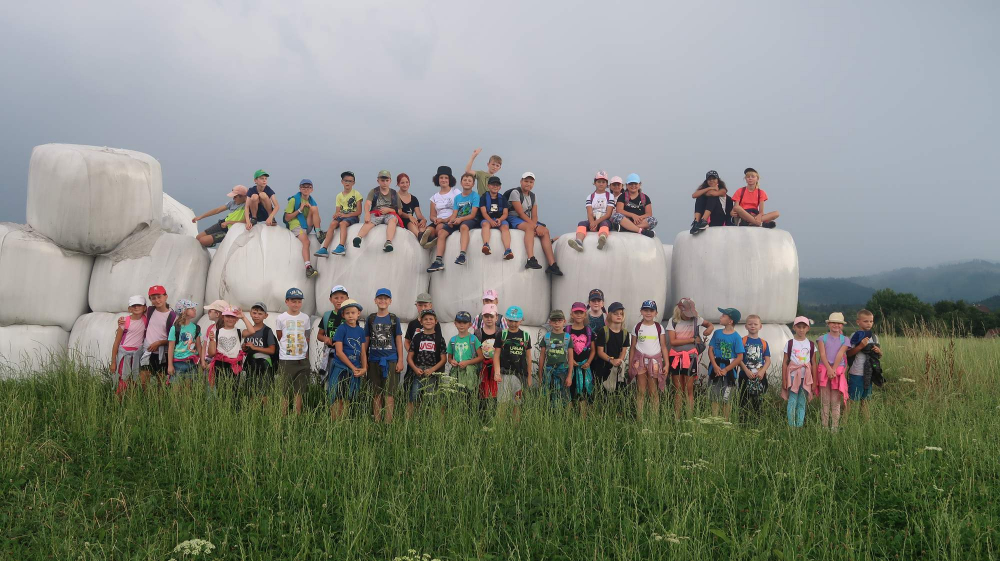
xmin=160 ymin=193 xmax=198 ymax=236
xmin=0 ymin=325 xmax=70 ymax=376
xmin=430 ymin=229 xmax=550 ymax=326
xmin=68 ymin=312 xmax=127 ymax=369
xmin=662 ymin=243 xmax=673 ymax=305
xmin=27 ymin=144 xmax=163 ymax=254
xmin=89 ymin=229 xmax=210 ymax=315
xmin=205 ymin=224 xmax=319 ymax=316
xmin=690 ymin=323 xmax=792 ymax=387
xmin=0 ymin=223 xmax=94 ymax=331
xmin=671 ymin=228 xmax=798 ymax=324
xmin=439 ymin=322 xmax=545 ymax=377
xmin=551 ymin=233 xmax=668 ymax=321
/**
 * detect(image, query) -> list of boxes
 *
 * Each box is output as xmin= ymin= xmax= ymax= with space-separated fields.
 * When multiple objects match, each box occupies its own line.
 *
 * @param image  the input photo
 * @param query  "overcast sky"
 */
xmin=2 ymin=1 xmax=997 ymax=277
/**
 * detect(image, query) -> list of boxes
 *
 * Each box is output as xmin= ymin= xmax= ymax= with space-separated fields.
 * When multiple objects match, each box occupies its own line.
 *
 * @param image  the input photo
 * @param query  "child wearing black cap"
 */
xmin=586 ymin=289 xmax=607 ymax=332
xmin=689 ymin=170 xmax=733 ymax=235
xmin=594 ymin=302 xmax=630 ymax=394
xmin=405 ymin=308 xmax=447 ymax=416
xmin=479 ymin=175 xmax=513 ymax=259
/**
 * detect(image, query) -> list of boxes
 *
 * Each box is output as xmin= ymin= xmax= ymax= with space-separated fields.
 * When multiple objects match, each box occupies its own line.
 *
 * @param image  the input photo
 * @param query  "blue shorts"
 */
xmin=847 ymin=374 xmax=871 ymax=401
xmin=508 ymin=217 xmax=546 ymax=230
xmin=333 ymin=216 xmax=359 ymax=227
xmin=327 ymin=363 xmax=360 ymax=402
xmin=440 ymin=220 xmax=479 ymax=234
xmin=481 ymin=218 xmax=510 ymax=229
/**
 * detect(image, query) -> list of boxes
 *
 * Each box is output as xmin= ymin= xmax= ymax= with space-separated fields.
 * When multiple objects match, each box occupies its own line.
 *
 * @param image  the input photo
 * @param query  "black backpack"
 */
xmin=502 ymin=187 xmax=535 ymax=215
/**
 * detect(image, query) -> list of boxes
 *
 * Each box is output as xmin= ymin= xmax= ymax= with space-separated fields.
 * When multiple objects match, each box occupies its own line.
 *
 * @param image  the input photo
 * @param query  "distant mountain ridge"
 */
xmin=800 ymin=260 xmax=1000 ymax=306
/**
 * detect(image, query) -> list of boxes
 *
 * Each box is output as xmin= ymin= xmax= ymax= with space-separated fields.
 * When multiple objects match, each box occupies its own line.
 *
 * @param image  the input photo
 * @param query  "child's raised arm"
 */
xmin=465 ymin=148 xmax=482 ymax=174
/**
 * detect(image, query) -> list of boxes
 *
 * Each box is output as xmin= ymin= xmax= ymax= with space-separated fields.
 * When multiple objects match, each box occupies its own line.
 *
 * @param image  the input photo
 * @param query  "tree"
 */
xmin=865 ymin=289 xmax=935 ymax=334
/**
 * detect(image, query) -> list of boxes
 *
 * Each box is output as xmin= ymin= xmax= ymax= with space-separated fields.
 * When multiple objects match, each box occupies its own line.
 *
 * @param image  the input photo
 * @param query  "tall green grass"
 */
xmin=2 ymin=336 xmax=998 ymax=560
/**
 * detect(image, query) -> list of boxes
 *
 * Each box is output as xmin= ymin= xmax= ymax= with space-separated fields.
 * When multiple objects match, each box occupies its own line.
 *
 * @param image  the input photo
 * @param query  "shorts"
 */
xmin=405 ymin=371 xmax=440 ymax=403
xmin=279 ymin=358 xmax=311 ymax=396
xmin=668 ymin=349 xmax=700 ymax=377
xmin=481 ymin=218 xmax=510 ymax=229
xmin=497 ymin=371 xmax=524 ymax=404
xmin=611 ymin=213 xmax=658 ymax=230
xmin=708 ymin=374 xmax=734 ymax=403
xmin=577 ymin=219 xmax=611 ymax=230
xmin=205 ymin=220 xmax=228 ymax=244
xmin=332 ymin=216 xmax=360 ymax=227
xmin=370 ymin=212 xmax=398 ymax=226
xmin=289 ymin=224 xmax=307 ymax=236
xmin=143 ymin=353 xmax=167 ymax=375
xmin=508 ymin=217 xmax=546 ymax=230
xmin=848 ymin=374 xmax=872 ymax=401
xmin=366 ymin=359 xmax=400 ymax=396
xmin=327 ymin=363 xmax=360 ymax=402
xmin=630 ymin=349 xmax=667 ymax=391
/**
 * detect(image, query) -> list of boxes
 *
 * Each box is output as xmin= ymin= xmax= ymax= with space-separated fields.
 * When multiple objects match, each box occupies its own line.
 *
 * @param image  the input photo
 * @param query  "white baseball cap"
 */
xmin=521 ymin=171 xmax=535 ymax=180
xmin=330 ymin=285 xmax=348 ymax=296
xmin=127 ymin=295 xmax=146 ymax=307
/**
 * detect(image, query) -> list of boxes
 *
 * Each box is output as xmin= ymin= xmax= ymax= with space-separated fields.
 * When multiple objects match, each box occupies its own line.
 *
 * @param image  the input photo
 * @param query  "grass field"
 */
xmin=2 ymin=335 xmax=999 ymax=560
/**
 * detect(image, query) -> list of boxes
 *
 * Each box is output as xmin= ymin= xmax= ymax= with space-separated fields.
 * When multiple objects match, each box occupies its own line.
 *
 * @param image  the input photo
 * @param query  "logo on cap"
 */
xmin=148 ymin=285 xmax=166 ymax=296
xmin=641 ymin=300 xmax=657 ymax=311
xmin=285 ymin=287 xmax=304 ymax=299
xmin=455 ymin=311 xmax=472 ymax=323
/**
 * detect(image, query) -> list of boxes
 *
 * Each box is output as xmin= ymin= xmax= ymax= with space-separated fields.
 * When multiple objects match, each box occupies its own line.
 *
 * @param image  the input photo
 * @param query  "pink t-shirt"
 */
xmin=733 ymin=187 xmax=768 ymax=211
xmin=121 ymin=316 xmax=146 ymax=350
xmin=144 ymin=309 xmax=170 ymax=346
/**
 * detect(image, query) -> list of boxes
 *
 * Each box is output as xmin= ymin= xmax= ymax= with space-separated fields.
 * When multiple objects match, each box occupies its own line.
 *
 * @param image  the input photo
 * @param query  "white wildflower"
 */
xmin=923 ymin=446 xmax=943 ymax=452
xmin=899 ymin=378 xmax=916 ymax=383
xmin=870 ymin=454 xmax=880 ymax=459
xmin=641 ymin=428 xmax=653 ymax=434
xmin=172 ymin=539 xmax=215 ymax=557
xmin=679 ymin=432 xmax=694 ymax=437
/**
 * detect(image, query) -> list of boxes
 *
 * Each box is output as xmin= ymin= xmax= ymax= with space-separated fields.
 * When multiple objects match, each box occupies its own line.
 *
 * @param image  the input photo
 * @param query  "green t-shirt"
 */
xmin=284 ymin=194 xmax=318 ymax=229
xmin=168 ymin=323 xmax=199 ymax=361
xmin=474 ymin=170 xmax=492 ymax=197
xmin=540 ymin=331 xmax=568 ymax=365
xmin=448 ymin=333 xmax=481 ymax=362
xmin=336 ymin=189 xmax=364 ymax=214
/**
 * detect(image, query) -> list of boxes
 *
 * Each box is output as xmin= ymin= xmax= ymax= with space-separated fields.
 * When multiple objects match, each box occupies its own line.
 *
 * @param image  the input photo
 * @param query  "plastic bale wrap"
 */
xmin=662 ymin=243 xmax=674 ymax=305
xmin=160 ymin=193 xmax=198 ymax=236
xmin=0 ymin=325 xmax=70 ymax=377
xmin=671 ymin=228 xmax=798 ymax=324
xmin=314 ymin=224 xmax=430 ymax=321
xmin=687 ymin=323 xmax=792 ymax=388
xmin=89 ymin=229 xmax=210 ymax=315
xmin=439 ymin=321 xmax=545 ymax=382
xmin=26 ymin=144 xmax=163 ymax=254
xmin=429 ymin=229 xmax=550 ymax=326
xmin=0 ymin=223 xmax=94 ymax=331
xmin=551 ymin=232 xmax=668 ymax=322
xmin=68 ymin=312 xmax=128 ymax=369
xmin=205 ymin=224 xmax=319 ymax=316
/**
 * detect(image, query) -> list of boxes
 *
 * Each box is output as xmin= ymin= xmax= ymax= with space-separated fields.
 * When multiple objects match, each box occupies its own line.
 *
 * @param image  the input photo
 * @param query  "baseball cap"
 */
xmin=744 ymin=167 xmax=757 ymax=175
xmin=254 ymin=169 xmax=269 ymax=180
xmin=487 ymin=176 xmax=502 ymax=186
xmin=588 ymin=288 xmax=605 ymax=301
xmin=677 ymin=298 xmax=697 ymax=317
xmin=609 ymin=176 xmax=623 ymax=185
xmin=549 ymin=309 xmax=566 ymax=320
xmin=505 ymin=305 xmax=524 ymax=321
xmin=341 ymin=171 xmax=355 ymax=179
xmin=626 ymin=173 xmax=641 ymax=184
xmin=420 ymin=308 xmax=437 ymax=319
xmin=641 ymin=300 xmax=657 ymax=311
xmin=375 ymin=288 xmax=392 ymax=299
xmin=221 ymin=307 xmax=239 ymax=317
xmin=127 ymin=295 xmax=146 ymax=307
xmin=227 ymin=184 xmax=248 ymax=198
xmin=706 ymin=170 xmax=720 ymax=180
xmin=148 ymin=285 xmax=166 ymax=296
xmin=571 ymin=302 xmax=587 ymax=312
xmin=330 ymin=285 xmax=348 ymax=296
xmin=482 ymin=289 xmax=498 ymax=301
xmin=378 ymin=169 xmax=392 ymax=179
xmin=718 ymin=307 xmax=742 ymax=324
xmin=415 ymin=292 xmax=432 ymax=304
xmin=521 ymin=171 xmax=535 ymax=180
xmin=594 ymin=170 xmax=608 ymax=181
xmin=285 ymin=287 xmax=304 ymax=300
xmin=793 ymin=315 xmax=813 ymax=327
xmin=339 ymin=298 xmax=363 ymax=314
xmin=299 ymin=179 xmax=313 ymax=187
xmin=204 ymin=299 xmax=230 ymax=312
xmin=455 ymin=311 xmax=472 ymax=323
xmin=174 ymin=299 xmax=198 ymax=314
xmin=251 ymin=301 xmax=267 ymax=312
xmin=608 ymin=301 xmax=625 ymax=314
xmin=481 ymin=303 xmax=498 ymax=316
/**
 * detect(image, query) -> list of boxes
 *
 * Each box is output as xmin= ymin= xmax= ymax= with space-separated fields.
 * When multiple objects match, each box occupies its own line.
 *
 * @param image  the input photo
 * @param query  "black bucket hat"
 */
xmin=433 ymin=165 xmax=457 ymax=188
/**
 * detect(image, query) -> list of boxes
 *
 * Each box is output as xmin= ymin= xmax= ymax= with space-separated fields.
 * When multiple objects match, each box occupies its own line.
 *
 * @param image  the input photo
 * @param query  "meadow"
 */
xmin=2 ymin=335 xmax=998 ymax=560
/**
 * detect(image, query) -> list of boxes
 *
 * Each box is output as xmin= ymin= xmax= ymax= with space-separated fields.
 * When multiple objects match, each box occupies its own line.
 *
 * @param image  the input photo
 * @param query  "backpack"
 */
xmin=121 ymin=314 xmax=149 ymax=344
xmin=633 ymin=321 xmax=664 ymax=340
xmin=741 ymin=335 xmax=769 ymax=358
xmin=503 ymin=187 xmax=535 ymax=216
xmin=321 ymin=309 xmax=343 ymax=340
xmin=144 ymin=306 xmax=177 ymax=339
xmin=366 ymin=312 xmax=400 ymax=349
xmin=482 ymin=192 xmax=506 ymax=217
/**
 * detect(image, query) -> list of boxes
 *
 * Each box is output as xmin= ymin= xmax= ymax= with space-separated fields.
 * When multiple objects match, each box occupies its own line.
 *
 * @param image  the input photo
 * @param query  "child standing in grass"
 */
xmin=567 ymin=302 xmax=596 ymax=417
xmin=241 ymin=302 xmax=277 ymax=401
xmin=166 ymin=299 xmax=202 ymax=386
xmin=538 ymin=309 xmax=569 ymax=404
xmin=631 ymin=300 xmax=669 ymax=419
xmin=448 ymin=311 xmax=483 ymax=402
xmin=568 ymin=171 xmax=616 ymax=251
xmin=476 ymin=304 xmax=502 ymax=413
xmin=494 ymin=306 xmax=532 ymax=418
xmin=594 ymin=302 xmax=630 ymax=395
xmin=782 ymin=316 xmax=816 ymax=428
xmin=327 ymin=299 xmax=366 ymax=420
xmin=586 ymin=289 xmax=606 ymax=332
xmin=816 ymin=312 xmax=850 ymax=431
xmin=200 ymin=300 xmax=229 ymax=370
xmin=110 ymin=295 xmax=147 ymax=396
xmin=844 ymin=309 xmax=883 ymax=425
xmin=207 ymin=307 xmax=246 ymax=390
xmin=365 ymin=288 xmax=404 ymax=423
xmin=707 ymin=307 xmax=745 ymax=421
xmin=139 ymin=285 xmax=175 ymax=388
xmin=277 ymin=288 xmax=312 ymax=415
xmin=667 ymin=298 xmax=714 ymax=420
xmin=406 ymin=309 xmax=447 ymax=414
xmin=738 ymin=314 xmax=771 ymax=418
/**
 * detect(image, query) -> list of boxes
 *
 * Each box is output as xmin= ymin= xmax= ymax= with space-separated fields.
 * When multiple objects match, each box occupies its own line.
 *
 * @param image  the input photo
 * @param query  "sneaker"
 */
xmin=455 ymin=252 xmax=467 ymax=266
xmin=503 ymin=248 xmax=514 ymax=260
xmin=567 ymin=239 xmax=584 ymax=252
xmin=482 ymin=243 xmax=491 ymax=255
xmin=597 ymin=234 xmax=607 ymax=250
xmin=690 ymin=220 xmax=709 ymax=235
xmin=419 ymin=228 xmax=434 ymax=246
xmin=305 ymin=264 xmax=318 ymax=278
xmin=314 ymin=247 xmax=329 ymax=258
xmin=689 ymin=221 xmax=700 ymax=235
xmin=352 ymin=236 xmax=362 ymax=248
xmin=383 ymin=241 xmax=393 ymax=252
xmin=525 ymin=257 xmax=543 ymax=270
xmin=316 ymin=230 xmax=327 ymax=244
xmin=332 ymin=244 xmax=346 ymax=256
xmin=640 ymin=229 xmax=655 ymax=238
xmin=762 ymin=221 xmax=776 ymax=229
xmin=426 ymin=259 xmax=445 ymax=273
xmin=545 ymin=263 xmax=564 ymax=276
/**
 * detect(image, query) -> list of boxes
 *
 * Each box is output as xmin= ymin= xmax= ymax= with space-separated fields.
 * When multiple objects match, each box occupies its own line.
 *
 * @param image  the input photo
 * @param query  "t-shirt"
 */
xmin=448 ymin=333 xmax=481 ymax=363
xmin=634 ymin=322 xmax=663 ymax=356
xmin=665 ymin=316 xmax=706 ymax=352
xmin=453 ymin=191 xmax=480 ymax=221
xmin=405 ymin=319 xmax=442 ymax=345
xmin=321 ymin=309 xmax=344 ymax=357
xmin=331 ymin=323 xmax=366 ymax=369
xmin=168 ymin=323 xmax=199 ymax=360
xmin=819 ymin=333 xmax=849 ymax=369
xmin=480 ymin=192 xmax=507 ymax=221
xmin=121 ymin=316 xmax=146 ymax=349
xmin=223 ymin=200 xmax=246 ymax=223
xmin=587 ymin=312 xmax=605 ymax=333
xmin=474 ymin=170 xmax=492 ymax=196
xmin=848 ymin=331 xmax=878 ymax=375
xmin=568 ymin=326 xmax=593 ymax=364
xmin=243 ymin=324 xmax=277 ymax=364
xmin=733 ymin=187 xmax=768 ymax=212
xmin=619 ymin=191 xmax=651 ymax=217
xmin=399 ymin=194 xmax=420 ymax=221
xmin=276 ymin=312 xmax=311 ymax=360
xmin=145 ymin=309 xmax=170 ymax=347
xmin=215 ymin=327 xmax=243 ymax=360
xmin=586 ymin=191 xmax=615 ymax=219
xmin=429 ymin=188 xmax=460 ymax=220
xmin=367 ymin=313 xmax=401 ymax=361
xmin=786 ymin=339 xmax=812 ymax=366
xmin=246 ymin=185 xmax=276 ymax=222
xmin=507 ymin=189 xmax=534 ymax=219
xmin=335 ymin=189 xmax=364 ymax=214
xmin=476 ymin=328 xmax=500 ymax=359
xmin=594 ymin=327 xmax=630 ymax=380
xmin=741 ymin=336 xmax=770 ymax=373
xmin=410 ymin=331 xmax=446 ymax=371
xmin=540 ymin=332 xmax=568 ymax=366
xmin=284 ymin=194 xmax=319 ymax=229
xmin=498 ymin=329 xmax=531 ymax=374
xmin=366 ymin=187 xmax=401 ymax=212
xmin=709 ymin=330 xmax=745 ymax=363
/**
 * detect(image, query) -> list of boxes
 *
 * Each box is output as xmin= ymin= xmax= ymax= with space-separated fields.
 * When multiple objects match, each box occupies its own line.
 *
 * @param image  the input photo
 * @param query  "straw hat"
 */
xmin=826 ymin=312 xmax=847 ymax=324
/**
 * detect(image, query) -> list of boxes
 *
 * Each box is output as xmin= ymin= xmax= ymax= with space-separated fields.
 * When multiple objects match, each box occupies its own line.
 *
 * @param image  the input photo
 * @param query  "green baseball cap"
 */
xmin=377 ymin=169 xmax=392 ymax=179
xmin=254 ymin=169 xmax=269 ymax=180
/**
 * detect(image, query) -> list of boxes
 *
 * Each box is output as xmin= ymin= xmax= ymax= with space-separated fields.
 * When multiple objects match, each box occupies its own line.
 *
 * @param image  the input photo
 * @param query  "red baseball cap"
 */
xmin=148 ymin=285 xmax=167 ymax=296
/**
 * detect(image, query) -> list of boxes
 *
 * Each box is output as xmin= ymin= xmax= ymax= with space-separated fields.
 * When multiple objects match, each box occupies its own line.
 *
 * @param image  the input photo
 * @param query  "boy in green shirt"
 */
xmin=194 ymin=184 xmax=250 ymax=247
xmin=464 ymin=147 xmax=503 ymax=196
xmin=283 ymin=179 xmax=321 ymax=278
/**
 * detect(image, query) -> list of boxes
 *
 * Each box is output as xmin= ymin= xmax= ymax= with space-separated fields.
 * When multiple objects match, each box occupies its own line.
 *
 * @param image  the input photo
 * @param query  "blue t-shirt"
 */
xmin=741 ymin=336 xmax=770 ymax=373
xmin=331 ymin=323 xmax=367 ymax=369
xmin=850 ymin=330 xmax=873 ymax=348
xmin=453 ymin=191 xmax=480 ymax=221
xmin=480 ymin=192 xmax=506 ymax=220
xmin=710 ymin=330 xmax=745 ymax=362
xmin=366 ymin=314 xmax=401 ymax=361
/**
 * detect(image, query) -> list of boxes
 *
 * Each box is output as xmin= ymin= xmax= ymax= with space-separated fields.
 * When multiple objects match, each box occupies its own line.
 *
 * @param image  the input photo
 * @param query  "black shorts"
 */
xmin=146 ymin=353 xmax=167 ymax=374
xmin=204 ymin=220 xmax=228 ymax=244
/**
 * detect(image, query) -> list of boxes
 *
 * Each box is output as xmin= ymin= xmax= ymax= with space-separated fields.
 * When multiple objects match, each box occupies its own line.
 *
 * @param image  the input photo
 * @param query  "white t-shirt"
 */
xmin=586 ymin=191 xmax=615 ymax=219
xmin=215 ymin=326 xmax=242 ymax=359
xmin=634 ymin=323 xmax=662 ymax=356
xmin=429 ymin=189 xmax=460 ymax=220
xmin=786 ymin=339 xmax=812 ymax=366
xmin=276 ymin=312 xmax=312 ymax=360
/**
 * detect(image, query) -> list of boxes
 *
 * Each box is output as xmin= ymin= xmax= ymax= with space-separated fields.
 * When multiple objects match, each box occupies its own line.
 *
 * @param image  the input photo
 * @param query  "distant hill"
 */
xmin=800 ymin=260 xmax=1000 ymax=306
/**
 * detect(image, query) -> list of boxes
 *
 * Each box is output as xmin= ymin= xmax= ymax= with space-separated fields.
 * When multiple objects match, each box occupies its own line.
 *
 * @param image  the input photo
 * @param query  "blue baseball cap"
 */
xmin=375 ymin=288 xmax=392 ymax=299
xmin=626 ymin=173 xmax=641 ymax=184
xmin=285 ymin=287 xmax=304 ymax=300
xmin=640 ymin=299 xmax=657 ymax=311
xmin=299 ymin=179 xmax=313 ymax=186
xmin=455 ymin=311 xmax=472 ymax=323
xmin=505 ymin=305 xmax=524 ymax=321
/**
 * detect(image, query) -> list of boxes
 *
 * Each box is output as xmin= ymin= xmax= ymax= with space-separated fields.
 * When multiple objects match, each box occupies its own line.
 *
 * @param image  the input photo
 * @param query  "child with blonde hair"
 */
xmin=731 ymin=168 xmax=779 ymax=228
xmin=630 ymin=300 xmax=669 ymax=418
xmin=166 ymin=299 xmax=202 ymax=386
xmin=816 ymin=312 xmax=850 ymax=431
xmin=666 ymin=298 xmax=714 ymax=419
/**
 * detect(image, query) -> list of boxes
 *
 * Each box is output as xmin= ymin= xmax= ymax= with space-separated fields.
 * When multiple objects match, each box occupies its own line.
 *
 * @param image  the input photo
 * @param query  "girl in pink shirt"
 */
xmin=110 ymin=295 xmax=148 ymax=396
